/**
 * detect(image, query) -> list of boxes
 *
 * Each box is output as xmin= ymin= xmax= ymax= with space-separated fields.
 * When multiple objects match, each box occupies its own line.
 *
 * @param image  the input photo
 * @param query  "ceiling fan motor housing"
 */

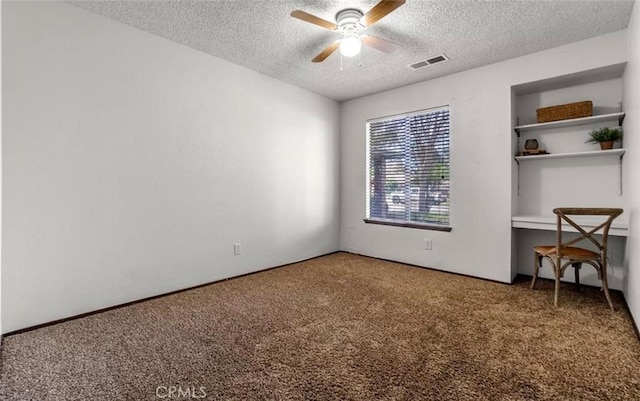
xmin=336 ymin=8 xmax=365 ymax=35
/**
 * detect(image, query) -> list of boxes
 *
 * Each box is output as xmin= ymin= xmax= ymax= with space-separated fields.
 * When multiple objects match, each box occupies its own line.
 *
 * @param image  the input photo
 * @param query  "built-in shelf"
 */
xmin=514 ymin=148 xmax=625 ymax=162
xmin=510 ymin=66 xmax=628 ymax=281
xmin=514 ymin=112 xmax=625 ymax=136
xmin=512 ymin=215 xmax=628 ymax=237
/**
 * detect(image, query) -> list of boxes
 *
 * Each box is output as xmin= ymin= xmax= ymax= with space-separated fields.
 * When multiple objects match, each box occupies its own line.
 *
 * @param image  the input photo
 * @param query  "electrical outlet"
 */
xmin=425 ymin=239 xmax=432 ymax=251
xmin=233 ymin=243 xmax=241 ymax=255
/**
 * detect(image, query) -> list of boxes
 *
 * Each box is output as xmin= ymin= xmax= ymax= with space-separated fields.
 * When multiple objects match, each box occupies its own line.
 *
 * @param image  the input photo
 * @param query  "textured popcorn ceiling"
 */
xmin=70 ymin=0 xmax=635 ymax=102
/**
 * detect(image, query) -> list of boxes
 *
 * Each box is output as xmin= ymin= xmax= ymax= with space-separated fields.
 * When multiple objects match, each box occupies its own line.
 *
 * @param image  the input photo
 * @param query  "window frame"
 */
xmin=364 ymin=106 xmax=452 ymax=232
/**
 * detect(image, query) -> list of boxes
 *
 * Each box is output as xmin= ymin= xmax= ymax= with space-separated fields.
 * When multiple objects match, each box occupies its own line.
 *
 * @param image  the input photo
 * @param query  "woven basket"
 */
xmin=536 ymin=101 xmax=593 ymax=123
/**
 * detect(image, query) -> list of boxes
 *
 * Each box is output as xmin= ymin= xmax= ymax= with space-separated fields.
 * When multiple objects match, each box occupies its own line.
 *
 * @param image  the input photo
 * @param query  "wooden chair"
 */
xmin=530 ymin=208 xmax=623 ymax=310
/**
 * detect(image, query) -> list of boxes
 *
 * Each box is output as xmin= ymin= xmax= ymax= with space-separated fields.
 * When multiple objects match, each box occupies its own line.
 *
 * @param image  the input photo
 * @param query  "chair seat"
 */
xmin=531 ymin=208 xmax=622 ymax=310
xmin=534 ymin=245 xmax=599 ymax=259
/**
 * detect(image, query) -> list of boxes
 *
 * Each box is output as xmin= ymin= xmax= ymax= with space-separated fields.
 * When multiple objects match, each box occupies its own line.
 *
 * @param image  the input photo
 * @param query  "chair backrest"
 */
xmin=553 ymin=208 xmax=623 ymax=257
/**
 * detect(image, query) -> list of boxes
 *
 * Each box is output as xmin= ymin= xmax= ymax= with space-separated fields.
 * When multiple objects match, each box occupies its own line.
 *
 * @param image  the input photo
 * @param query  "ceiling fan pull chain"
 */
xmin=340 ymin=53 xmax=344 ymax=71
xmin=359 ymin=51 xmax=362 ymax=68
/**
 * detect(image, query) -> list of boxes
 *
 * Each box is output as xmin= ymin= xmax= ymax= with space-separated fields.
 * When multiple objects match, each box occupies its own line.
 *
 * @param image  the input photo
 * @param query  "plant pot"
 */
xmin=599 ymin=141 xmax=614 ymax=150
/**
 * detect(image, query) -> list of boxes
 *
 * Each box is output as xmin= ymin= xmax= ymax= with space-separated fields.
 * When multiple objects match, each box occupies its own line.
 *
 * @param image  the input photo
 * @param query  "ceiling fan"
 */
xmin=291 ymin=0 xmax=406 ymax=63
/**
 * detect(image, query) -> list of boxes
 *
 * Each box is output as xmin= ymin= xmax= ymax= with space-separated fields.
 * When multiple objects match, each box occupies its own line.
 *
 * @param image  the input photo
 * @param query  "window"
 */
xmin=365 ymin=107 xmax=451 ymax=231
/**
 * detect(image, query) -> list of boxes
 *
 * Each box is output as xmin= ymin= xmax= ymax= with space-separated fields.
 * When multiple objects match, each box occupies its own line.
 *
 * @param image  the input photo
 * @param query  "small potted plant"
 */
xmin=586 ymin=127 xmax=623 ymax=150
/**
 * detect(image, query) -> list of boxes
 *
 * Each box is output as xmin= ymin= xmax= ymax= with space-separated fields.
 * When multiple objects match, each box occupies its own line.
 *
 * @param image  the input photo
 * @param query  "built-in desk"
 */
xmin=512 ymin=215 xmax=629 ymax=237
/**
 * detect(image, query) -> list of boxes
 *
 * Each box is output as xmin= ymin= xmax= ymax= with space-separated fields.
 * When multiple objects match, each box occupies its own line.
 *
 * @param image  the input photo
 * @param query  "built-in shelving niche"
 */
xmin=509 ymin=63 xmax=628 ymax=289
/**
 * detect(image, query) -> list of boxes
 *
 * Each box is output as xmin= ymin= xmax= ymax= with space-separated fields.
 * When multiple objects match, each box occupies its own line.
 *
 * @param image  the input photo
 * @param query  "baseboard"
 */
xmin=343 ymin=251 xmax=512 ymax=285
xmin=6 ymin=251 xmax=637 ymax=343
xmin=622 ymin=294 xmax=640 ymax=342
xmin=3 ymin=251 xmax=340 ymax=337
xmin=518 ymin=273 xmax=639 ymax=341
xmin=345 ymin=252 xmax=640 ymax=342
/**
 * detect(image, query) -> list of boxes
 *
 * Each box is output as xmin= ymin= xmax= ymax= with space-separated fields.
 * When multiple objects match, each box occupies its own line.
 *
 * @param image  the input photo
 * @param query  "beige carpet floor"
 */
xmin=1 ymin=252 xmax=639 ymax=400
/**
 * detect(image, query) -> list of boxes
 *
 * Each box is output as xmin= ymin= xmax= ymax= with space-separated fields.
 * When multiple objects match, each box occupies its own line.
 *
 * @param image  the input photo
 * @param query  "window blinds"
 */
xmin=367 ymin=107 xmax=450 ymax=227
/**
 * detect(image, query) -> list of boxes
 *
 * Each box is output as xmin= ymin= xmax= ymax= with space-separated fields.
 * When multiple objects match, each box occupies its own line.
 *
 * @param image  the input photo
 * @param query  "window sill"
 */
xmin=363 ymin=218 xmax=452 ymax=232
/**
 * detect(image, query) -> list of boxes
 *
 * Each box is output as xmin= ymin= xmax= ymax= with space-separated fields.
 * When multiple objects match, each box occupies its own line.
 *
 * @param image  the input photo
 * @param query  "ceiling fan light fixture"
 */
xmin=292 ymin=1 xmax=405 ymax=63
xmin=340 ymin=35 xmax=361 ymax=57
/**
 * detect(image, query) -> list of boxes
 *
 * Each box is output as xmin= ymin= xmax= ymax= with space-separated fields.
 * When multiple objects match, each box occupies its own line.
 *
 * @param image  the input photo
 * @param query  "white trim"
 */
xmin=366 ymin=105 xmax=450 ymax=124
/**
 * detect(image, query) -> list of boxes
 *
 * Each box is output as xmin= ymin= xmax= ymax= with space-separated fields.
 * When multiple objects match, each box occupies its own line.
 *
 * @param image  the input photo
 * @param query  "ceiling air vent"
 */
xmin=409 ymin=54 xmax=449 ymax=70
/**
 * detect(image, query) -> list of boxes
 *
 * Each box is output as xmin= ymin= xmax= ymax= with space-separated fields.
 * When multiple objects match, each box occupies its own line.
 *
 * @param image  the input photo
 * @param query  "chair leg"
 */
xmin=531 ymin=252 xmax=541 ymax=290
xmin=554 ymin=258 xmax=561 ymax=307
xmin=573 ymin=262 xmax=582 ymax=292
xmin=600 ymin=263 xmax=615 ymax=311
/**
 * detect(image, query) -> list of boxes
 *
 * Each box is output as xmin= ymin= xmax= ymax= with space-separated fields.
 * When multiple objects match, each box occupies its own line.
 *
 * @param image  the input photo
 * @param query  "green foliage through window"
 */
xmin=366 ymin=107 xmax=450 ymax=226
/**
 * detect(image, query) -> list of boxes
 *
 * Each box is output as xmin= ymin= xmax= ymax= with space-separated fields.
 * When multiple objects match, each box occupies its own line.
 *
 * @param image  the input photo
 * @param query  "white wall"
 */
xmin=2 ymin=2 xmax=340 ymax=333
xmin=341 ymin=30 xmax=627 ymax=283
xmin=623 ymin=1 xmax=640 ymax=326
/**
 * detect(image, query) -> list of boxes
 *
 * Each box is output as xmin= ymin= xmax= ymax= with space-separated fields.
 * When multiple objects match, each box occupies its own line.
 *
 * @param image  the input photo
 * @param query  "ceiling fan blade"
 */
xmin=362 ymin=35 xmax=398 ymax=54
xmin=361 ymin=0 xmax=406 ymax=26
xmin=291 ymin=10 xmax=337 ymax=31
xmin=312 ymin=41 xmax=340 ymax=63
